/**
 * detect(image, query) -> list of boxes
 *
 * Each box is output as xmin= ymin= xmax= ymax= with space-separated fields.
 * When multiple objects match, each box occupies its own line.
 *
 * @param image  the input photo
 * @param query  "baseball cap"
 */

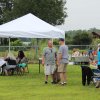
xmin=59 ymin=38 xmax=65 ymax=41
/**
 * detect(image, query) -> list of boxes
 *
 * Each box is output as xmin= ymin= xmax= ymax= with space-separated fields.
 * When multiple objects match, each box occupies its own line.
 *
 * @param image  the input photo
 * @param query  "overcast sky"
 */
xmin=57 ymin=0 xmax=100 ymax=31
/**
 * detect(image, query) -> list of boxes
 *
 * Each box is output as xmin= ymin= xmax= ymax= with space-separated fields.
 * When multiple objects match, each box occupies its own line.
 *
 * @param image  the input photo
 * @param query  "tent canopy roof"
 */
xmin=0 ymin=13 xmax=65 ymax=38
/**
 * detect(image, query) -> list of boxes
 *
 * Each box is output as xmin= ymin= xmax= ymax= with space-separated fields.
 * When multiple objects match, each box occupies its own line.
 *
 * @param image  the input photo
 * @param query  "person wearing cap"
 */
xmin=57 ymin=38 xmax=69 ymax=85
xmin=42 ymin=40 xmax=57 ymax=84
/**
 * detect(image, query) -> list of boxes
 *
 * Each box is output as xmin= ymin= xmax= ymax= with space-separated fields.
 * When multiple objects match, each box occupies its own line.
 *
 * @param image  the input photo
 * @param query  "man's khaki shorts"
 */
xmin=58 ymin=63 xmax=67 ymax=73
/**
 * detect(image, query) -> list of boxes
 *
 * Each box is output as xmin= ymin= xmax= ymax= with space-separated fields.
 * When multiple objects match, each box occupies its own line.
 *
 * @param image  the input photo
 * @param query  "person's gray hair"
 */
xmin=98 ymin=43 xmax=100 ymax=46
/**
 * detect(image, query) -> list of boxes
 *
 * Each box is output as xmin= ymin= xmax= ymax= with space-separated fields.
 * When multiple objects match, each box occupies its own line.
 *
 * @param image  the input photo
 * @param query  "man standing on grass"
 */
xmin=42 ymin=40 xmax=57 ymax=84
xmin=57 ymin=38 xmax=69 ymax=85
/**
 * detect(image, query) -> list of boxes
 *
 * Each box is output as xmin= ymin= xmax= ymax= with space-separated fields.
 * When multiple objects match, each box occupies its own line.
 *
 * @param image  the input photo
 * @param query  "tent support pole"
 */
xmin=9 ymin=37 xmax=10 ymax=52
xmin=36 ymin=38 xmax=38 ymax=58
xmin=52 ymin=38 xmax=53 ymax=45
xmin=64 ymin=34 xmax=65 ymax=45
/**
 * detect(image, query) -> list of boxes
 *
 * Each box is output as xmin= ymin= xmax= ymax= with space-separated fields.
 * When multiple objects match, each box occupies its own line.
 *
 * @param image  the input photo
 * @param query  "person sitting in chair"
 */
xmin=3 ymin=52 xmax=17 ymax=76
xmin=16 ymin=50 xmax=28 ymax=73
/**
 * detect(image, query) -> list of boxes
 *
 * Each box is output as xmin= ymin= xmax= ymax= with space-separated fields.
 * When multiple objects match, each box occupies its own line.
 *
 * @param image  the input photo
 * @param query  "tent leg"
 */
xmin=9 ymin=37 xmax=10 ymax=53
xmin=64 ymin=35 xmax=65 ymax=45
xmin=52 ymin=38 xmax=53 ymax=45
xmin=36 ymin=39 xmax=38 ymax=58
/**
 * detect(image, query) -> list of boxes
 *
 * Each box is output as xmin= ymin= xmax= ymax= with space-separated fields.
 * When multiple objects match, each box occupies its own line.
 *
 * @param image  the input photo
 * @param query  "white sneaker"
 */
xmin=95 ymin=81 xmax=100 ymax=88
xmin=64 ymin=82 xmax=67 ymax=85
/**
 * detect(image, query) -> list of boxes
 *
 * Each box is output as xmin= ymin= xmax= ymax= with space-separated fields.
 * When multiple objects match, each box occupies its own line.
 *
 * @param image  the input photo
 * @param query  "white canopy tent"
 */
xmin=0 ymin=13 xmax=65 ymax=38
xmin=0 ymin=13 xmax=65 ymax=51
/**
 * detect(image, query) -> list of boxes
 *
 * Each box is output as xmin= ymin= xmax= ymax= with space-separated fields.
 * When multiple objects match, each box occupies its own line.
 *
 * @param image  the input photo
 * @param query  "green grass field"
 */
xmin=0 ymin=64 xmax=99 ymax=100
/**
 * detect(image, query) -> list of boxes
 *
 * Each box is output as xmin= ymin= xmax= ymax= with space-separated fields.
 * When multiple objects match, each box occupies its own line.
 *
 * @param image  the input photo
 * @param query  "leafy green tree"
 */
xmin=65 ymin=33 xmax=73 ymax=44
xmin=0 ymin=0 xmax=13 ymax=24
xmin=91 ymin=39 xmax=100 ymax=46
xmin=2 ymin=0 xmax=67 ymax=25
xmin=0 ymin=7 xmax=3 ymax=24
xmin=0 ymin=0 xmax=14 ymax=45
xmin=11 ymin=39 xmax=23 ymax=51
xmin=11 ymin=39 xmax=23 ymax=46
xmin=72 ymin=30 xmax=92 ymax=45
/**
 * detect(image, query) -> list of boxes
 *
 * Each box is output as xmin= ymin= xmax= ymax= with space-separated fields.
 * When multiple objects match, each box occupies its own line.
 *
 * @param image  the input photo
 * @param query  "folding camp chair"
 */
xmin=92 ymin=69 xmax=100 ymax=88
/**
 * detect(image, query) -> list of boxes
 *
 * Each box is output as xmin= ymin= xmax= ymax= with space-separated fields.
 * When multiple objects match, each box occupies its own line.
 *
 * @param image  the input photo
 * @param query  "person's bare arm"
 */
xmin=42 ymin=48 xmax=46 ymax=66
xmin=57 ymin=53 xmax=62 ymax=65
xmin=42 ymin=55 xmax=45 ymax=66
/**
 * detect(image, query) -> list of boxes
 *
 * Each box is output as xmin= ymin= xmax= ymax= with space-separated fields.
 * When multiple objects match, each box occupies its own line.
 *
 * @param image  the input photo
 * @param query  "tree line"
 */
xmin=65 ymin=28 xmax=100 ymax=46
